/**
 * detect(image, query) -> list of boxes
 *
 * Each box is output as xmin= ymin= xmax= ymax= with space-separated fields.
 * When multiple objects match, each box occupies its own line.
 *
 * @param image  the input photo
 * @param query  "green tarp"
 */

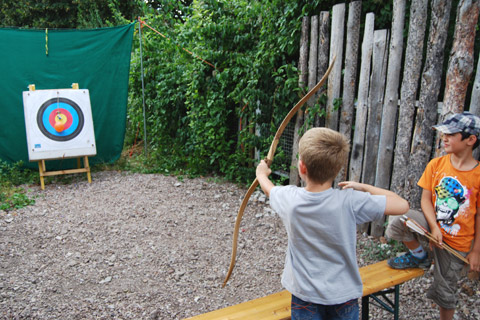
xmin=0 ymin=23 xmax=134 ymax=169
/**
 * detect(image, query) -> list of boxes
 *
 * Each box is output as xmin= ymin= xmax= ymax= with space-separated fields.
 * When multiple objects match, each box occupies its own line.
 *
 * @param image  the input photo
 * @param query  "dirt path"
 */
xmin=0 ymin=171 xmax=478 ymax=319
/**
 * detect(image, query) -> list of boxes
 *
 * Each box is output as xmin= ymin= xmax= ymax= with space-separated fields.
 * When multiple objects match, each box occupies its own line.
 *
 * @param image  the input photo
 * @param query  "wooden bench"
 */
xmin=185 ymin=260 xmax=424 ymax=320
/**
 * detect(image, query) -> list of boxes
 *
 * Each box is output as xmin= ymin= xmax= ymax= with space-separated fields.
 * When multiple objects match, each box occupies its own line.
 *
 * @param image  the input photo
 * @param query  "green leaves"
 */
xmin=0 ymin=160 xmax=37 ymax=212
xmin=0 ymin=0 xmax=142 ymax=28
xmin=126 ymin=0 xmax=365 ymax=183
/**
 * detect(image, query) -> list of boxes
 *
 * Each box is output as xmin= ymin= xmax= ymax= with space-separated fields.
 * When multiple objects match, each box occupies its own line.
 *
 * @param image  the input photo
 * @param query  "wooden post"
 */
xmin=471 ymin=55 xmax=480 ymax=160
xmin=326 ymin=3 xmax=345 ymax=131
xmin=362 ymin=30 xmax=388 ymax=187
xmin=307 ymin=15 xmax=319 ymax=112
xmin=38 ymin=160 xmax=46 ymax=190
xmin=371 ymin=0 xmax=406 ymax=237
xmin=315 ymin=12 xmax=330 ymax=128
xmin=84 ymin=156 xmax=92 ymax=183
xmin=375 ymin=0 xmax=405 ymax=189
xmin=435 ymin=0 xmax=480 ymax=157
xmin=339 ymin=1 xmax=361 ymax=142
xmin=391 ymin=0 xmax=428 ymax=197
xmin=336 ymin=0 xmax=361 ymax=184
xmin=405 ymin=0 xmax=452 ymax=208
xmin=289 ymin=16 xmax=309 ymax=186
xmin=349 ymin=13 xmax=374 ymax=183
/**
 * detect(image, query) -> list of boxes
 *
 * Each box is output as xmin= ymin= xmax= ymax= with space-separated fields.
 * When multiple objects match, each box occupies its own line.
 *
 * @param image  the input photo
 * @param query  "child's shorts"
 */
xmin=385 ymin=209 xmax=428 ymax=242
xmin=385 ymin=209 xmax=469 ymax=309
xmin=427 ymin=245 xmax=468 ymax=309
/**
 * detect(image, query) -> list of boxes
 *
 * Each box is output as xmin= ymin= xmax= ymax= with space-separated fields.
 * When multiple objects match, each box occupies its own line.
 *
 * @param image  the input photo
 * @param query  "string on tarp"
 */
xmin=45 ymin=28 xmax=49 ymax=56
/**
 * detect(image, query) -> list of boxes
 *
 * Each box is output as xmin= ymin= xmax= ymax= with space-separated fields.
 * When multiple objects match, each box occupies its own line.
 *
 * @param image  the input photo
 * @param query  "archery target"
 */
xmin=37 ymin=97 xmax=84 ymax=141
xmin=23 ymin=89 xmax=96 ymax=161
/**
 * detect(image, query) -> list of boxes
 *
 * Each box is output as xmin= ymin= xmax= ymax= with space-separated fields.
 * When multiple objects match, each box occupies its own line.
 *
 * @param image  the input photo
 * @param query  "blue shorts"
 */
xmin=291 ymin=294 xmax=359 ymax=320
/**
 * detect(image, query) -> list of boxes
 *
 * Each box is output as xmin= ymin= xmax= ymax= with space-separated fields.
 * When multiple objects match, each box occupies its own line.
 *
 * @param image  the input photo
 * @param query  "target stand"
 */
xmin=23 ymin=84 xmax=97 ymax=189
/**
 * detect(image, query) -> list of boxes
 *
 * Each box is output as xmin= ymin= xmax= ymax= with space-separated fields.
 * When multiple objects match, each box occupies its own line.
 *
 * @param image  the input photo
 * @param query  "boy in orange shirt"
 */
xmin=386 ymin=112 xmax=480 ymax=320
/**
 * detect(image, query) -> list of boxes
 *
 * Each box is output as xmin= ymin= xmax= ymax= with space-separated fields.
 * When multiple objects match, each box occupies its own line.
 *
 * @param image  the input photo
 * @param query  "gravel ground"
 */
xmin=0 ymin=171 xmax=478 ymax=319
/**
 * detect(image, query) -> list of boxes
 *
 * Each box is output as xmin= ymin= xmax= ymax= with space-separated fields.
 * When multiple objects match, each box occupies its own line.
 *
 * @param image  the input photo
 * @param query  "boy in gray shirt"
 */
xmin=256 ymin=127 xmax=409 ymax=320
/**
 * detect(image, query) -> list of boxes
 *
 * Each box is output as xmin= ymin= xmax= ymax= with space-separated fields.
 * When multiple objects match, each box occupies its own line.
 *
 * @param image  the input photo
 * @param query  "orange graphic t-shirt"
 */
xmin=418 ymin=154 xmax=480 ymax=252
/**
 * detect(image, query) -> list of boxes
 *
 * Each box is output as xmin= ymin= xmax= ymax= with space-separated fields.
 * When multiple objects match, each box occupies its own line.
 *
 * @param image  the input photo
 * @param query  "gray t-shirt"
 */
xmin=270 ymin=185 xmax=385 ymax=305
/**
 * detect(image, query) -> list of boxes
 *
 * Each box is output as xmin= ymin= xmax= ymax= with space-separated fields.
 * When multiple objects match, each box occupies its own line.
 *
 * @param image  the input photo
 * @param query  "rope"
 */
xmin=138 ymin=17 xmax=219 ymax=71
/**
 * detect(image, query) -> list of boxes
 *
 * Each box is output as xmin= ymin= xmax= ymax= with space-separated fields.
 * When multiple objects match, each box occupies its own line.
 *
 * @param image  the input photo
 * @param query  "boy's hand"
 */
xmin=338 ymin=181 xmax=366 ymax=192
xmin=256 ymin=160 xmax=272 ymax=177
xmin=256 ymin=160 xmax=274 ymax=197
xmin=429 ymin=225 xmax=444 ymax=249
xmin=466 ymin=250 xmax=480 ymax=272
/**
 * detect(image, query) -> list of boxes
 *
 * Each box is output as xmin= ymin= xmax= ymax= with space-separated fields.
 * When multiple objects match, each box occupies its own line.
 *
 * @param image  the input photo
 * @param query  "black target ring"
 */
xmin=37 ymin=97 xmax=85 ymax=142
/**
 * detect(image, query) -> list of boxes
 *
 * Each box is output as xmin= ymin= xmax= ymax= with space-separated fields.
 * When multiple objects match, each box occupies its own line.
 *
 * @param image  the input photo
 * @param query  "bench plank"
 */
xmin=360 ymin=260 xmax=424 ymax=296
xmin=185 ymin=290 xmax=290 ymax=320
xmin=185 ymin=260 xmax=424 ymax=320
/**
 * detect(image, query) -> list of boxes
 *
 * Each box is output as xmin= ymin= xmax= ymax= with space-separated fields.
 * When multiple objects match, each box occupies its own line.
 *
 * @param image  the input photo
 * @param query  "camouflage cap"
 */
xmin=433 ymin=112 xmax=480 ymax=136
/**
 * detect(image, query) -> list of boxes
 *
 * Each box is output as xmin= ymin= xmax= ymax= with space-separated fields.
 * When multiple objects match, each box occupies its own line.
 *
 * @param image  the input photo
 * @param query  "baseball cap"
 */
xmin=433 ymin=111 xmax=480 ymax=136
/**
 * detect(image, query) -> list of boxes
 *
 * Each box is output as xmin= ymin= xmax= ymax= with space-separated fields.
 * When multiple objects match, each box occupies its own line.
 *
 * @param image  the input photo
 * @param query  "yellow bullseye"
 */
xmin=54 ymin=113 xmax=67 ymax=132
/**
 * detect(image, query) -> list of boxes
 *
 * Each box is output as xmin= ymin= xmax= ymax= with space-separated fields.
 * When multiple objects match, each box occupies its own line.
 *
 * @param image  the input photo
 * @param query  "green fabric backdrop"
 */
xmin=0 ymin=23 xmax=134 ymax=169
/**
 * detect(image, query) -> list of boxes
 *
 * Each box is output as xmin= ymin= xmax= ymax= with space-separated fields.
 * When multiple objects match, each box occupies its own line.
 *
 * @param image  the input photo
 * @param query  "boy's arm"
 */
xmin=421 ymin=189 xmax=443 ymax=247
xmin=256 ymin=160 xmax=274 ymax=197
xmin=466 ymin=207 xmax=480 ymax=272
xmin=338 ymin=181 xmax=409 ymax=215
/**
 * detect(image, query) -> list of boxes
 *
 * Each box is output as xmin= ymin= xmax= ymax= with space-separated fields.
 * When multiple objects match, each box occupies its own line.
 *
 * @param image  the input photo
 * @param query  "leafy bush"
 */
xmin=0 ymin=160 xmax=37 ymax=212
xmin=360 ymin=237 xmax=406 ymax=262
xmin=126 ymin=0 xmax=398 ymax=184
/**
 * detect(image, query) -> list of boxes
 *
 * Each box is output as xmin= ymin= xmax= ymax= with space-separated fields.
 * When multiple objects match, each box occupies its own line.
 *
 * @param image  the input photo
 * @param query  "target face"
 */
xmin=37 ymin=97 xmax=85 ymax=141
xmin=23 ymin=89 xmax=96 ymax=161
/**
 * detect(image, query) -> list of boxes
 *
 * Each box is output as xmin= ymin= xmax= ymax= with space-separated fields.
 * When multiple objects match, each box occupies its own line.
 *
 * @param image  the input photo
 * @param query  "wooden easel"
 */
xmin=37 ymin=156 xmax=92 ymax=190
xmin=28 ymin=83 xmax=93 ymax=190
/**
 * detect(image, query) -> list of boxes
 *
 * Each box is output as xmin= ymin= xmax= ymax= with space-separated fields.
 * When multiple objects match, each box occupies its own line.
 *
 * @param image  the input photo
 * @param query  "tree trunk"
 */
xmin=336 ymin=0 xmax=361 ymax=183
xmin=471 ymin=54 xmax=480 ymax=159
xmin=435 ymin=0 xmax=480 ymax=158
xmin=289 ymin=16 xmax=309 ymax=186
xmin=326 ymin=3 xmax=345 ymax=131
xmin=375 ymin=0 xmax=405 ymax=189
xmin=371 ymin=0 xmax=406 ymax=238
xmin=305 ymin=15 xmax=319 ymax=127
xmin=362 ymin=30 xmax=388 ymax=186
xmin=349 ymin=13 xmax=374 ymax=183
xmin=315 ymin=12 xmax=330 ymax=128
xmin=339 ymin=0 xmax=361 ymax=142
xmin=405 ymin=0 xmax=452 ymax=209
xmin=391 ymin=0 xmax=428 ymax=197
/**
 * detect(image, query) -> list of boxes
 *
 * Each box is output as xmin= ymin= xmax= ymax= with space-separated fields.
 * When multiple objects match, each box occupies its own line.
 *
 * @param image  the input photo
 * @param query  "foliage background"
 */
xmin=126 ymin=0 xmax=399 ymax=184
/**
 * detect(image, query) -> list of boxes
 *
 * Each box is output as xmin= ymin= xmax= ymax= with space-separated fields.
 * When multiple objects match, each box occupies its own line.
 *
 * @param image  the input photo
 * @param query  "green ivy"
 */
xmin=126 ymin=0 xmax=397 ymax=184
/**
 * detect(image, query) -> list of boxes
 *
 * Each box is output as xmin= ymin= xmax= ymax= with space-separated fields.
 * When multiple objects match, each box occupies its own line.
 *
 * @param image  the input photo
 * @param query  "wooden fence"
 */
xmin=286 ymin=0 xmax=480 ymax=236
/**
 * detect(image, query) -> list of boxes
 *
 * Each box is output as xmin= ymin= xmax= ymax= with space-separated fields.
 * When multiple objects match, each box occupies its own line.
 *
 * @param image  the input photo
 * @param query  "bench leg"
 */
xmin=362 ymin=285 xmax=401 ymax=320
xmin=362 ymin=296 xmax=370 ymax=320
xmin=394 ymin=285 xmax=399 ymax=320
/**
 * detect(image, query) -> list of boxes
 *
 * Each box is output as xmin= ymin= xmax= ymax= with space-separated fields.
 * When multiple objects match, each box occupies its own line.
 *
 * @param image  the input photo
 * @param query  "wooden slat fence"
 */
xmin=286 ymin=0 xmax=480 ymax=236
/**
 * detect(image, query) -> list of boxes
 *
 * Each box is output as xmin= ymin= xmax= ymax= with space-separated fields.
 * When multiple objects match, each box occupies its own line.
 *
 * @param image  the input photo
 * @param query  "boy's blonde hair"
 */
xmin=298 ymin=127 xmax=350 ymax=183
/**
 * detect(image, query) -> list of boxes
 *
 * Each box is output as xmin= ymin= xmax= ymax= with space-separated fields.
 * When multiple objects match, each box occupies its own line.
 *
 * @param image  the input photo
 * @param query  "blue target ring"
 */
xmin=37 ymin=98 xmax=84 ymax=142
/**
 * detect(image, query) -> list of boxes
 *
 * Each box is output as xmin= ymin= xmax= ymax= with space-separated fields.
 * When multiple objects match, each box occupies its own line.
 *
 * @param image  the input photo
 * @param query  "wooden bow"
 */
xmin=222 ymin=57 xmax=336 ymax=287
